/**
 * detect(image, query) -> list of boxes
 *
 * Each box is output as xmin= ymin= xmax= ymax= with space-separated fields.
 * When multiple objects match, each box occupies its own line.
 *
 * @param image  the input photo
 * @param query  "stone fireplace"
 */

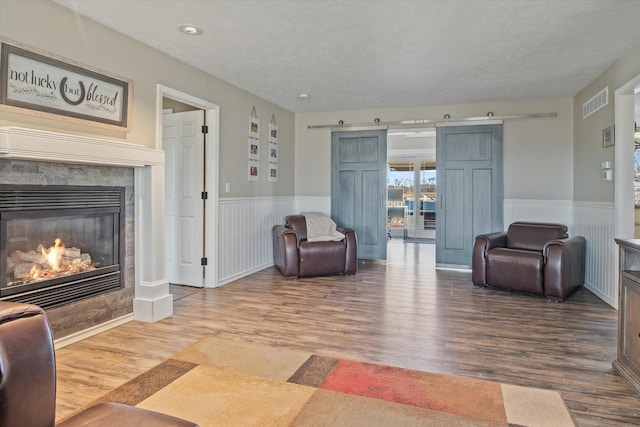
xmin=0 ymin=127 xmax=172 ymax=342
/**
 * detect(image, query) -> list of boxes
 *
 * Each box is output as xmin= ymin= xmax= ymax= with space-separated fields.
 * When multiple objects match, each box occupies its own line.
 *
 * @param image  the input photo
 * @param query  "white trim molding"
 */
xmin=0 ymin=126 xmax=163 ymax=166
xmin=54 ymin=314 xmax=134 ymax=349
xmin=156 ymin=85 xmax=221 ymax=289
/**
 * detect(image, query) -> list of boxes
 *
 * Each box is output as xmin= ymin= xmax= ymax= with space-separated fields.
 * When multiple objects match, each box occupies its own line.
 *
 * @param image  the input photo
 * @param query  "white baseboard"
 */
xmin=217 ymin=262 xmax=274 ymax=286
xmin=54 ymin=313 xmax=134 ymax=349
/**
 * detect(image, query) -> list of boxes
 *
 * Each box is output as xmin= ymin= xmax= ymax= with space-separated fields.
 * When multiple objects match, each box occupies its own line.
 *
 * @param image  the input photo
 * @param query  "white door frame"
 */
xmin=156 ymin=84 xmax=220 ymax=287
xmin=614 ymin=74 xmax=640 ymax=241
xmin=612 ymin=74 xmax=640 ymax=309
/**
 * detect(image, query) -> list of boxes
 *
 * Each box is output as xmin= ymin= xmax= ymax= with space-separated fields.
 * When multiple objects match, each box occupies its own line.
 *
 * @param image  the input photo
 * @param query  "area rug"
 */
xmin=81 ymin=337 xmax=575 ymax=426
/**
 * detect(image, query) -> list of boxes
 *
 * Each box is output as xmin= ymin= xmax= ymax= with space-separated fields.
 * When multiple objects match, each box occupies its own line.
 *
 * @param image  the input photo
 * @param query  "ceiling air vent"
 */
xmin=582 ymin=87 xmax=608 ymax=119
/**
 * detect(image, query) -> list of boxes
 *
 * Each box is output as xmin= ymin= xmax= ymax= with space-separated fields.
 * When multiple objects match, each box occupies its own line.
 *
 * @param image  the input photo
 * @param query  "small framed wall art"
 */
xmin=602 ymin=125 xmax=614 ymax=148
xmin=268 ymin=117 xmax=278 ymax=182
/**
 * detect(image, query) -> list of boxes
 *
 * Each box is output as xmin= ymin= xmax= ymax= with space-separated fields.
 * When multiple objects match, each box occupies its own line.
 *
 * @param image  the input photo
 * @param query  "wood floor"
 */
xmin=54 ymin=240 xmax=640 ymax=426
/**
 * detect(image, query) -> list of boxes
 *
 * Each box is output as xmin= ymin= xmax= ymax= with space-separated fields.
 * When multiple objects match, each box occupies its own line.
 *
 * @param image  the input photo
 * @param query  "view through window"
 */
xmin=387 ymin=159 xmax=436 ymax=239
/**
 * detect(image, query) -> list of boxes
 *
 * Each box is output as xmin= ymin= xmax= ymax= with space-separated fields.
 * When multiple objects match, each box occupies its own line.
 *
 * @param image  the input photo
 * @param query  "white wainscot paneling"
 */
xmin=504 ymin=199 xmax=573 ymax=232
xmin=573 ymin=202 xmax=617 ymax=308
xmin=217 ymin=197 xmax=294 ymax=285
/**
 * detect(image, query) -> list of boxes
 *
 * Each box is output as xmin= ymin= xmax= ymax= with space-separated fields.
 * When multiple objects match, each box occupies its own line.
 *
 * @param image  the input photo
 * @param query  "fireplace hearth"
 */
xmin=0 ymin=185 xmax=124 ymax=309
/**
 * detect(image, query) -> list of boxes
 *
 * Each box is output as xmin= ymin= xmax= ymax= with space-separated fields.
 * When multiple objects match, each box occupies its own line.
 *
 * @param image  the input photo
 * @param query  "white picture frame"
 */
xmin=269 ymin=142 xmax=278 ymax=162
xmin=248 ymin=138 xmax=259 ymax=160
xmin=249 ymin=116 xmax=260 ymax=138
xmin=268 ymin=163 xmax=278 ymax=182
xmin=269 ymin=122 xmax=278 ymax=143
xmin=248 ymin=159 xmax=259 ymax=181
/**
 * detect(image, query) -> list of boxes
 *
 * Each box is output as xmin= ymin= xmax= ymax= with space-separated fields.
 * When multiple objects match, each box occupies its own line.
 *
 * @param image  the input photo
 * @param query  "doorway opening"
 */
xmin=156 ymin=85 xmax=220 ymax=288
xmin=387 ymin=129 xmax=437 ymax=245
xmin=613 ymin=74 xmax=640 ymax=241
xmin=632 ymin=85 xmax=640 ymax=238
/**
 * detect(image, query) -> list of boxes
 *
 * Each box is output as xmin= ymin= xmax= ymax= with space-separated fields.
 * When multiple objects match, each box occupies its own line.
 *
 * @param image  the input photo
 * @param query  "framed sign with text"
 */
xmin=0 ymin=42 xmax=130 ymax=129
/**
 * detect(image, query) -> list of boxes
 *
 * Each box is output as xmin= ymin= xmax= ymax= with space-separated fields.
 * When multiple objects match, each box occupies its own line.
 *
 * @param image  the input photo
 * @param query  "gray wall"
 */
xmin=573 ymin=43 xmax=640 ymax=203
xmin=0 ymin=0 xmax=295 ymax=198
xmin=295 ymin=97 xmax=574 ymax=201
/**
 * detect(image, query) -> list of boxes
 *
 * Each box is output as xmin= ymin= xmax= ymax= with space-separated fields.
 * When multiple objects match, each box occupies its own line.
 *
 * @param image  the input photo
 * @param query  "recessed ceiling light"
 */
xmin=298 ymin=93 xmax=310 ymax=99
xmin=178 ymin=24 xmax=203 ymax=35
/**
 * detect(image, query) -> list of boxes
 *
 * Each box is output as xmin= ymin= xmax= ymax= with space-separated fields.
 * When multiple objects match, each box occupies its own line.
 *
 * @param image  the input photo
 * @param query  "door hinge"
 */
xmin=201 ymin=257 xmax=208 ymax=266
xmin=202 ymin=125 xmax=208 ymax=134
xmin=201 ymin=191 xmax=208 ymax=200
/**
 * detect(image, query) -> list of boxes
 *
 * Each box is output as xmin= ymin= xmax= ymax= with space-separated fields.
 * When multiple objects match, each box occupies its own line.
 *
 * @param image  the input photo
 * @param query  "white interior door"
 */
xmin=163 ymin=110 xmax=205 ymax=286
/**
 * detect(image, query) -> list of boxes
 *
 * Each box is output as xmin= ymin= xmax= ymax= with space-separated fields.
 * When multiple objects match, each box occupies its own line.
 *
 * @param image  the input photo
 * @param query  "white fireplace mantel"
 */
xmin=0 ymin=126 xmax=172 ymax=323
xmin=0 ymin=126 xmax=163 ymax=167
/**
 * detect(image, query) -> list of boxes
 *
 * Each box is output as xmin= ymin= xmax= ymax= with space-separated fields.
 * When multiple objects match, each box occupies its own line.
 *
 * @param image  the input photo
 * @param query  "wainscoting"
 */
xmin=573 ymin=202 xmax=617 ymax=308
xmin=217 ymin=197 xmax=294 ymax=285
xmin=215 ymin=197 xmax=618 ymax=308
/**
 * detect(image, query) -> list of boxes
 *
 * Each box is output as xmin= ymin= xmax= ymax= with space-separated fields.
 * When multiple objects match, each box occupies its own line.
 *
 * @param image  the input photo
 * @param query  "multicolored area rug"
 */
xmin=82 ymin=337 xmax=575 ymax=426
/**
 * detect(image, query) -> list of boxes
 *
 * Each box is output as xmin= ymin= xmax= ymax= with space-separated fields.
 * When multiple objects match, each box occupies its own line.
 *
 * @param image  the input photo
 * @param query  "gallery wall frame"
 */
xmin=248 ymin=107 xmax=260 ymax=181
xmin=0 ymin=41 xmax=131 ymax=130
xmin=602 ymin=125 xmax=615 ymax=148
xmin=268 ymin=115 xmax=278 ymax=182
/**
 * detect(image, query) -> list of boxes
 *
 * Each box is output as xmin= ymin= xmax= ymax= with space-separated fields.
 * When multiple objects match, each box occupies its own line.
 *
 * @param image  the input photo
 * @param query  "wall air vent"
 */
xmin=582 ymin=87 xmax=608 ymax=119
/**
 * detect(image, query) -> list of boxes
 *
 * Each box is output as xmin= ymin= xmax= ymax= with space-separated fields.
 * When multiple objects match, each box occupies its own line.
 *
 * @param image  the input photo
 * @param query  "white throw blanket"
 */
xmin=302 ymin=212 xmax=345 ymax=242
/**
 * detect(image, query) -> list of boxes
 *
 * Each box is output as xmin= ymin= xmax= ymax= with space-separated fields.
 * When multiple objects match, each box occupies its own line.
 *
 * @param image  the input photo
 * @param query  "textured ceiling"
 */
xmin=53 ymin=0 xmax=640 ymax=113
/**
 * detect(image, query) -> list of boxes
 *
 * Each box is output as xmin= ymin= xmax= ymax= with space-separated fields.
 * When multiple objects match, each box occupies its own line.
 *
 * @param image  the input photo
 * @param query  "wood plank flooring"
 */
xmin=54 ymin=240 xmax=640 ymax=426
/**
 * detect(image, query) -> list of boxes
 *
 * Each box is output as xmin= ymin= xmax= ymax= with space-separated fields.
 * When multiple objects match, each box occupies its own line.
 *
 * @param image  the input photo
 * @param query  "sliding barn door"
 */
xmin=436 ymin=124 xmax=503 ymax=267
xmin=331 ymin=130 xmax=387 ymax=260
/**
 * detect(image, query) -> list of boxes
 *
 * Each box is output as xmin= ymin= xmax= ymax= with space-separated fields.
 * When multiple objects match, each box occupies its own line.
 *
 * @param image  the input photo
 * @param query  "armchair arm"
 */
xmin=543 ymin=236 xmax=586 ymax=300
xmin=272 ymin=225 xmax=300 ymax=279
xmin=337 ymin=227 xmax=357 ymax=275
xmin=0 ymin=302 xmax=57 ymax=427
xmin=472 ymin=231 xmax=507 ymax=286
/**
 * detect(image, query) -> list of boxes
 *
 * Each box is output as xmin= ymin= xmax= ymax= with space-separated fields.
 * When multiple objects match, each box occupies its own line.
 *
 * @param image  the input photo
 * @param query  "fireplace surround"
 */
xmin=1 ymin=185 xmax=125 ymax=309
xmin=0 ymin=126 xmax=171 ymax=341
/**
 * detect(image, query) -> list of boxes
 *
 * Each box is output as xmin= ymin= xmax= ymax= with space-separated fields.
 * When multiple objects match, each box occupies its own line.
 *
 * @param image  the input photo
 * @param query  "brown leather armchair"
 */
xmin=273 ymin=214 xmax=357 ymax=279
xmin=472 ymin=222 xmax=586 ymax=301
xmin=0 ymin=301 xmax=198 ymax=427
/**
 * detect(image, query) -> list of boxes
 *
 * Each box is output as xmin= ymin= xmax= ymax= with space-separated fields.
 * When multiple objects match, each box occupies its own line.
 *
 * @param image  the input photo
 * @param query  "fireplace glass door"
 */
xmin=0 ymin=185 xmax=124 ymax=308
xmin=5 ymin=213 xmax=117 ymax=292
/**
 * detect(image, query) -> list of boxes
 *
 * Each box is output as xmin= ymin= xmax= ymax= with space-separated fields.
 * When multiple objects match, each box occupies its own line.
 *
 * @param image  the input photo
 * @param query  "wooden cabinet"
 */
xmin=614 ymin=239 xmax=640 ymax=395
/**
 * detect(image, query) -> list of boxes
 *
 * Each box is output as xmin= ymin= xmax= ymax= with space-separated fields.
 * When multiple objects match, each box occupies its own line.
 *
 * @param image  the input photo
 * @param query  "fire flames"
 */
xmin=29 ymin=238 xmax=64 ymax=280
xmin=8 ymin=238 xmax=96 ymax=285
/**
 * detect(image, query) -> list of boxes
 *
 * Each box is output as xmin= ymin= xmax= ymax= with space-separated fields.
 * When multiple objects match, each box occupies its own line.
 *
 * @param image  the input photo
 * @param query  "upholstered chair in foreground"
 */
xmin=0 ymin=301 xmax=198 ymax=427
